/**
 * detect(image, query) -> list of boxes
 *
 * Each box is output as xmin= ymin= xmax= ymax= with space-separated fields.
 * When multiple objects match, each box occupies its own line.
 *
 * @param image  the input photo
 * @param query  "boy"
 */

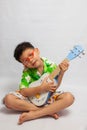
xmin=4 ymin=42 xmax=74 ymax=124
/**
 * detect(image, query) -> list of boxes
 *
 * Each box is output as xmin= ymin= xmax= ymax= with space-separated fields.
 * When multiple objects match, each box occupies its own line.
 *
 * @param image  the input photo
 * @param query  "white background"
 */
xmin=0 ymin=0 xmax=87 ymax=130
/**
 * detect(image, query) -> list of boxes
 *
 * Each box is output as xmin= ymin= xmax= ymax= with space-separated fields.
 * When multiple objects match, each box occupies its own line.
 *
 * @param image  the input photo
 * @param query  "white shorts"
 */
xmin=9 ymin=91 xmax=28 ymax=100
xmin=3 ymin=90 xmax=64 ymax=106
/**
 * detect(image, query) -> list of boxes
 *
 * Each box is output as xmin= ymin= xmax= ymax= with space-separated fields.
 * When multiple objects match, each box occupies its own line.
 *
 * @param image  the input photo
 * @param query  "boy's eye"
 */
xmin=28 ymin=51 xmax=34 ymax=57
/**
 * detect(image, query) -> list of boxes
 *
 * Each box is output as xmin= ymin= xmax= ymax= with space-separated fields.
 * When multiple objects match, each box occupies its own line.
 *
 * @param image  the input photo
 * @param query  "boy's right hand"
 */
xmin=41 ymin=77 xmax=57 ymax=93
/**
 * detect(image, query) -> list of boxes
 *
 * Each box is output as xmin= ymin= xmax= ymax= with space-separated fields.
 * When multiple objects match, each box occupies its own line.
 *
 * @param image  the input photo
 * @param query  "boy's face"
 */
xmin=20 ymin=48 xmax=42 ymax=68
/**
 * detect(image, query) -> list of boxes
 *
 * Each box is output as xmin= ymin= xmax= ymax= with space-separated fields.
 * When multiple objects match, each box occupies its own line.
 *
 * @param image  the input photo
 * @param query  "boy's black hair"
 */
xmin=14 ymin=41 xmax=34 ymax=62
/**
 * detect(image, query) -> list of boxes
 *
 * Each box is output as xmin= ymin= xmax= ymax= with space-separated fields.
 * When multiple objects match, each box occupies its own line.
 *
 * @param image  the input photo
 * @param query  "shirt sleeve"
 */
xmin=19 ymin=69 xmax=32 ymax=90
xmin=43 ymin=57 xmax=57 ymax=73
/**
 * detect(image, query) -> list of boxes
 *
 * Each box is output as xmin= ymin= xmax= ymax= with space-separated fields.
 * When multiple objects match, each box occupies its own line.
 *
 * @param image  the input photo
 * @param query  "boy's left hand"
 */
xmin=59 ymin=59 xmax=69 ymax=72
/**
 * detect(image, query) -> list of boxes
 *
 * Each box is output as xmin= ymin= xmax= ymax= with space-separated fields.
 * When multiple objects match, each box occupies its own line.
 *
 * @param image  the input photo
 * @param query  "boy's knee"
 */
xmin=4 ymin=94 xmax=13 ymax=109
xmin=64 ymin=92 xmax=75 ymax=104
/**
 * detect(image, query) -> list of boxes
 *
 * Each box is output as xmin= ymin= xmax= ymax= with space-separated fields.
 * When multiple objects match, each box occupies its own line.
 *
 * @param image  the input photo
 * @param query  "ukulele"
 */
xmin=29 ymin=45 xmax=84 ymax=106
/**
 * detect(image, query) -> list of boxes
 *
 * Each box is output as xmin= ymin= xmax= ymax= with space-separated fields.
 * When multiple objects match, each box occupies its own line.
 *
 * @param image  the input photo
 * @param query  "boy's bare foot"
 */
xmin=18 ymin=111 xmax=59 ymax=124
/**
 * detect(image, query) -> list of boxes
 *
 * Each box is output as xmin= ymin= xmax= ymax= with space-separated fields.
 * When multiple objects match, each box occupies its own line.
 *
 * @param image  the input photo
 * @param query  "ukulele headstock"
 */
xmin=66 ymin=45 xmax=85 ymax=61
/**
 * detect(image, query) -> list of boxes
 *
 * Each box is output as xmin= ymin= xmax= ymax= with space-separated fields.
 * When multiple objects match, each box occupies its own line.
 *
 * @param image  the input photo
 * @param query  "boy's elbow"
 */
xmin=19 ymin=88 xmax=27 ymax=97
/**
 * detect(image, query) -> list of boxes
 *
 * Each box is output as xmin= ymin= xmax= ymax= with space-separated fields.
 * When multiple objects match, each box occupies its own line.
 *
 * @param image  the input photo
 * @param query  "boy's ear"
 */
xmin=35 ymin=48 xmax=40 ymax=55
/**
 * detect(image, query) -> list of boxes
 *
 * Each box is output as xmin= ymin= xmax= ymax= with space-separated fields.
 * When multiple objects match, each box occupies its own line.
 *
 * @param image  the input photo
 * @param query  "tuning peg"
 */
xmin=78 ymin=51 xmax=85 ymax=58
xmin=70 ymin=50 xmax=74 ymax=53
xmin=82 ymin=51 xmax=85 ymax=55
xmin=74 ymin=46 xmax=77 ymax=49
xmin=78 ymin=55 xmax=81 ymax=58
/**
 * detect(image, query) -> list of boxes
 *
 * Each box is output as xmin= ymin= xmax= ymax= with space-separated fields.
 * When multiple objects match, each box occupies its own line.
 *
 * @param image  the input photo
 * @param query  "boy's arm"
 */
xmin=56 ymin=70 xmax=64 ymax=89
xmin=19 ymin=77 xmax=57 ymax=97
xmin=56 ymin=60 xmax=69 ymax=89
xmin=19 ymin=86 xmax=43 ymax=97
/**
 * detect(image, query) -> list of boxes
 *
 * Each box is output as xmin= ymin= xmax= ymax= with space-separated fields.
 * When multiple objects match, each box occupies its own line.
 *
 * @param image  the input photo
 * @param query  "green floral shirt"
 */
xmin=19 ymin=57 xmax=57 ymax=90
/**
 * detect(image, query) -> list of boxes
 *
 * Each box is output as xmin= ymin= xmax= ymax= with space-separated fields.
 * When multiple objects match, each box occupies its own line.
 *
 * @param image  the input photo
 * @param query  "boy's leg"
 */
xmin=4 ymin=93 xmax=59 ymax=119
xmin=4 ymin=94 xmax=40 ymax=111
xmin=18 ymin=92 xmax=74 ymax=124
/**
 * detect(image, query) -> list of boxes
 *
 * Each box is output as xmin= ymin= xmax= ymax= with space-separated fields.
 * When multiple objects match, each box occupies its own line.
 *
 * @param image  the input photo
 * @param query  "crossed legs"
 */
xmin=4 ymin=92 xmax=74 ymax=124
